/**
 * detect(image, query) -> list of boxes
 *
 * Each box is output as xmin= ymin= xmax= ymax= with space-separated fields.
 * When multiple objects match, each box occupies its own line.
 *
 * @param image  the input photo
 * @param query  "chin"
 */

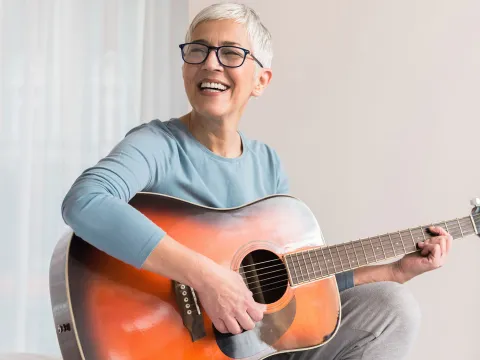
xmin=195 ymin=105 xmax=229 ymax=119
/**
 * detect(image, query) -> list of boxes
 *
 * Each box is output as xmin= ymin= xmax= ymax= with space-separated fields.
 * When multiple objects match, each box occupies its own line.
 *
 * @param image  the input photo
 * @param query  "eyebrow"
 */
xmin=191 ymin=39 xmax=242 ymax=47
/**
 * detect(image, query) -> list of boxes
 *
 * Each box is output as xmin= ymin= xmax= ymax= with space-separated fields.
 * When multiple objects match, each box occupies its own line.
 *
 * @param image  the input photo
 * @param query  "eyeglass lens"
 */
xmin=182 ymin=44 xmax=245 ymax=67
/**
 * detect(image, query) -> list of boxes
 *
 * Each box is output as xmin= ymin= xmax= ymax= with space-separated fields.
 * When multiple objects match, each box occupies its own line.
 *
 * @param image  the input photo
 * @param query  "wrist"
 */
xmin=187 ymin=254 xmax=217 ymax=291
xmin=391 ymin=260 xmax=412 ymax=284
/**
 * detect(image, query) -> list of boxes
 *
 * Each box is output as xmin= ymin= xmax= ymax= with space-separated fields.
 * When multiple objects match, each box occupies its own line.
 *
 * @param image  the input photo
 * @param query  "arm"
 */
xmin=61 ymin=125 xmax=172 ymax=267
xmin=62 ymin=124 xmax=264 ymax=334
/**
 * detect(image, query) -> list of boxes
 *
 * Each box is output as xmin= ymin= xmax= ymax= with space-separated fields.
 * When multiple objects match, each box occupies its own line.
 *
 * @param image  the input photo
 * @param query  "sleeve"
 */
xmin=61 ymin=124 xmax=175 ymax=268
xmin=335 ymin=271 xmax=355 ymax=292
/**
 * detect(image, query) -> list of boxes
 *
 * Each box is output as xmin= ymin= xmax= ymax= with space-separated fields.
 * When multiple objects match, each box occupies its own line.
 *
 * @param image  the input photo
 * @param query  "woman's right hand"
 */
xmin=194 ymin=261 xmax=267 ymax=335
xmin=141 ymin=235 xmax=266 ymax=334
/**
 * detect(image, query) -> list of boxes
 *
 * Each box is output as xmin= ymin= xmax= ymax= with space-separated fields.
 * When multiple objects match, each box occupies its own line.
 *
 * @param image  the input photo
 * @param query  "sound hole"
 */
xmin=239 ymin=250 xmax=288 ymax=304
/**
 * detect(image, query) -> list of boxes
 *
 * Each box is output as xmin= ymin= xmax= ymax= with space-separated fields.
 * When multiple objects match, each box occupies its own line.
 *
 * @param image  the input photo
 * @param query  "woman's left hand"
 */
xmin=392 ymin=226 xmax=453 ymax=283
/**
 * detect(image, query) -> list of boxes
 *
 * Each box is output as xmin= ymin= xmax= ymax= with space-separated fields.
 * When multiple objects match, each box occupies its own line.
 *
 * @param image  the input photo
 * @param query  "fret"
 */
xmin=314 ymin=249 xmax=323 ymax=278
xmin=343 ymin=243 xmax=352 ymax=270
xmin=471 ymin=215 xmax=478 ymax=234
xmin=369 ymin=238 xmax=377 ymax=262
xmin=320 ymin=248 xmax=331 ymax=275
xmin=290 ymin=254 xmax=298 ymax=284
xmin=327 ymin=246 xmax=337 ymax=274
xmin=335 ymin=246 xmax=345 ymax=272
xmin=302 ymin=251 xmax=312 ymax=281
xmin=359 ymin=239 xmax=369 ymax=264
xmin=301 ymin=251 xmax=311 ymax=282
xmin=286 ymin=255 xmax=297 ymax=285
xmin=456 ymin=218 xmax=464 ymax=237
xmin=307 ymin=250 xmax=316 ymax=279
xmin=351 ymin=241 xmax=361 ymax=267
xmin=378 ymin=235 xmax=386 ymax=260
xmin=408 ymin=228 xmax=416 ymax=248
xmin=300 ymin=251 xmax=310 ymax=282
xmin=388 ymin=233 xmax=396 ymax=257
xmin=398 ymin=231 xmax=406 ymax=254
xmin=420 ymin=226 xmax=427 ymax=241
xmin=295 ymin=253 xmax=306 ymax=283
xmin=443 ymin=221 xmax=450 ymax=238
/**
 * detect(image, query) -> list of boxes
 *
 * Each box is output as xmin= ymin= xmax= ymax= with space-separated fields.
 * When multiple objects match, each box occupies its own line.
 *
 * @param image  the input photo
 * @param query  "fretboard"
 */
xmin=284 ymin=215 xmax=478 ymax=287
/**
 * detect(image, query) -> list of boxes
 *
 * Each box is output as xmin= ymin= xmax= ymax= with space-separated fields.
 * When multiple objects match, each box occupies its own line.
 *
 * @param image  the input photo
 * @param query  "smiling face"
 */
xmin=182 ymin=20 xmax=272 ymax=121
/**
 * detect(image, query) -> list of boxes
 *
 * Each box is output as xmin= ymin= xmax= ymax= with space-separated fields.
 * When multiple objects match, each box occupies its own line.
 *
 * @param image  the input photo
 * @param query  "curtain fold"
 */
xmin=0 ymin=0 xmax=188 ymax=355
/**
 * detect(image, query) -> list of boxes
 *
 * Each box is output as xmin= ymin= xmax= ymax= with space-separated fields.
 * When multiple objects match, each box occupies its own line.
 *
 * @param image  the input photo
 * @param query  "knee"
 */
xmin=375 ymin=282 xmax=421 ymax=335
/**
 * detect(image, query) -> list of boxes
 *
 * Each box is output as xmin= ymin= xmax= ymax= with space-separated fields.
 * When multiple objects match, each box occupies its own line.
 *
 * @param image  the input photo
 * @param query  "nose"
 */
xmin=202 ymin=49 xmax=223 ymax=71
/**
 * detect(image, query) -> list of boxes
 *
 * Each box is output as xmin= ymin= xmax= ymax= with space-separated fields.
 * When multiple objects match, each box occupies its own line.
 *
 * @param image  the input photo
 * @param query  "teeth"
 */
xmin=200 ymin=82 xmax=227 ymax=90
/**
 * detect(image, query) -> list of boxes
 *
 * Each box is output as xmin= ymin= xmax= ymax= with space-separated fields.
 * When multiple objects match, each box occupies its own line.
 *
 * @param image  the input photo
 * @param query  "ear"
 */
xmin=251 ymin=68 xmax=272 ymax=97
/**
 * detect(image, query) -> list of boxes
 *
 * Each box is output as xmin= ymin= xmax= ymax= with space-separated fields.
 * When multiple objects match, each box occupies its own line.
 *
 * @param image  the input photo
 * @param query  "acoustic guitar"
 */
xmin=49 ymin=192 xmax=480 ymax=360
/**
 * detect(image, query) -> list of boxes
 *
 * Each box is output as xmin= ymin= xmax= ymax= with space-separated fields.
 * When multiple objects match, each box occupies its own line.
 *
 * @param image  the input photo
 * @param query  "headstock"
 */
xmin=471 ymin=198 xmax=480 ymax=237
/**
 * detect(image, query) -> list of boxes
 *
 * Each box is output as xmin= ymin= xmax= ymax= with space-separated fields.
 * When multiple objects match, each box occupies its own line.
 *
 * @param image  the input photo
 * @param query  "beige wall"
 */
xmin=188 ymin=1 xmax=480 ymax=359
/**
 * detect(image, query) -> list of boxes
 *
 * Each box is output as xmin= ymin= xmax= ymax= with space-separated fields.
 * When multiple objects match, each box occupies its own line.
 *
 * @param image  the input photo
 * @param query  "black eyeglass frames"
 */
xmin=179 ymin=43 xmax=264 ymax=68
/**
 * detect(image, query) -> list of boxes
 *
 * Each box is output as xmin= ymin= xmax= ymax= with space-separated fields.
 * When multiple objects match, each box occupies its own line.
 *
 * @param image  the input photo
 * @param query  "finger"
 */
xmin=420 ymin=242 xmax=432 ymax=256
xmin=430 ymin=226 xmax=452 ymax=239
xmin=223 ymin=316 xmax=242 ymax=335
xmin=430 ymin=243 xmax=442 ymax=260
xmin=446 ymin=233 xmax=452 ymax=253
xmin=213 ymin=318 xmax=228 ymax=334
xmin=235 ymin=311 xmax=256 ymax=331
xmin=420 ymin=241 xmax=437 ymax=257
xmin=438 ymin=237 xmax=447 ymax=256
xmin=431 ymin=236 xmax=449 ymax=256
xmin=247 ymin=304 xmax=265 ymax=322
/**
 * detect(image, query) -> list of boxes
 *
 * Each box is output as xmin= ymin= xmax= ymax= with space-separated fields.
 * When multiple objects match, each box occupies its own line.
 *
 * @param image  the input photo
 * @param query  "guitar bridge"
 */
xmin=172 ymin=281 xmax=206 ymax=342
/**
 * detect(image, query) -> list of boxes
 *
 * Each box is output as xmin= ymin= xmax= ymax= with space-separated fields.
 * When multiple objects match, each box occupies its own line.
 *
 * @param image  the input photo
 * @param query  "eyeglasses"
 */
xmin=179 ymin=42 xmax=264 ymax=68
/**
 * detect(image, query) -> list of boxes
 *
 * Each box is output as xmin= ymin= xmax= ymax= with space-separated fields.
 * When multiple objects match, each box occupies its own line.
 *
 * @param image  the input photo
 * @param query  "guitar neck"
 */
xmin=284 ymin=213 xmax=480 ymax=287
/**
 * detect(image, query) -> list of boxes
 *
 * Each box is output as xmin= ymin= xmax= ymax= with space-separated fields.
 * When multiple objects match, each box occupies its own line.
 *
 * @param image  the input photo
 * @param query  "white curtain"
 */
xmin=0 ymin=0 xmax=189 ymax=356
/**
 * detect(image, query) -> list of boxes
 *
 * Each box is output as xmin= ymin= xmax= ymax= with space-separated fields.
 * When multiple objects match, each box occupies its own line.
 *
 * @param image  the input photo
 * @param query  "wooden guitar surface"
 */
xmin=49 ymin=193 xmax=341 ymax=360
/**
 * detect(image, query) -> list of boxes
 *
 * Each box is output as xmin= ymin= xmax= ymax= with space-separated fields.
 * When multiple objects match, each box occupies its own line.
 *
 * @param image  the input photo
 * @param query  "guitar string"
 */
xmin=242 ymin=214 xmax=480 ymax=295
xmin=240 ymin=226 xmax=473 ymax=278
xmin=238 ymin=217 xmax=476 ymax=273
xmin=240 ymin=245 xmax=419 ymax=286
xmin=238 ymin=220 xmax=478 ymax=288
xmin=239 ymin=244 xmax=420 ymax=282
xmin=240 ymin=216 xmax=476 ymax=272
xmin=240 ymin=226 xmax=474 ymax=280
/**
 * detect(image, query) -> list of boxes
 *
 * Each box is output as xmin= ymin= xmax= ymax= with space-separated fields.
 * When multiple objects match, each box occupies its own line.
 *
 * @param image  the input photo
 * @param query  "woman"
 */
xmin=62 ymin=3 xmax=452 ymax=359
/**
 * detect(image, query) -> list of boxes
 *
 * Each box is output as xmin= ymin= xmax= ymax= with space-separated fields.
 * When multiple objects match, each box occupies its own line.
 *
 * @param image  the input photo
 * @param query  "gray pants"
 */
xmin=270 ymin=282 xmax=421 ymax=360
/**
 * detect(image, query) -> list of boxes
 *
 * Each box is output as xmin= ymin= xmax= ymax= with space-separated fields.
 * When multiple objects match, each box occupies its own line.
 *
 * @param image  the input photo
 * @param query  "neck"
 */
xmin=181 ymin=111 xmax=242 ymax=158
xmin=284 ymin=213 xmax=480 ymax=287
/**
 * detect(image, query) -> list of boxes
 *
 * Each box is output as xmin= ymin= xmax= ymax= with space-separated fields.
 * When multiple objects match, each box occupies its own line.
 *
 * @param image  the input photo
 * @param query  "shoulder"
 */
xmin=243 ymin=135 xmax=282 ymax=166
xmin=242 ymin=134 xmax=290 ymax=194
xmin=125 ymin=119 xmax=176 ymax=141
xmin=121 ymin=119 xmax=178 ymax=152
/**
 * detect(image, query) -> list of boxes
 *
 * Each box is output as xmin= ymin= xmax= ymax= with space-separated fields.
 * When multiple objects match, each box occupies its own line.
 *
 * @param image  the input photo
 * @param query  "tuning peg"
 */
xmin=470 ymin=198 xmax=480 ymax=207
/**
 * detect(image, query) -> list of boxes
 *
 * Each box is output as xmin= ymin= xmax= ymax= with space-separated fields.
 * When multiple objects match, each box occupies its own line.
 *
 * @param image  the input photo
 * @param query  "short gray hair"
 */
xmin=185 ymin=2 xmax=273 ymax=68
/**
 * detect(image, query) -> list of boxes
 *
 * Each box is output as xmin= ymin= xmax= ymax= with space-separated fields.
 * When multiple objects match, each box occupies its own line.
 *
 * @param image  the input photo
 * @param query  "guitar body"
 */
xmin=50 ymin=193 xmax=341 ymax=360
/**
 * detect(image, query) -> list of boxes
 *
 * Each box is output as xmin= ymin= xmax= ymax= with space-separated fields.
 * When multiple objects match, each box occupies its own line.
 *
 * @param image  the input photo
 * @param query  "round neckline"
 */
xmin=172 ymin=118 xmax=248 ymax=163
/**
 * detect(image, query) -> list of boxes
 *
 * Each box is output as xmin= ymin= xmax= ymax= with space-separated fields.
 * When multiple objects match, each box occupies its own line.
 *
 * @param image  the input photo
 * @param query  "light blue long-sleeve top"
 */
xmin=61 ymin=118 xmax=354 ymax=292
